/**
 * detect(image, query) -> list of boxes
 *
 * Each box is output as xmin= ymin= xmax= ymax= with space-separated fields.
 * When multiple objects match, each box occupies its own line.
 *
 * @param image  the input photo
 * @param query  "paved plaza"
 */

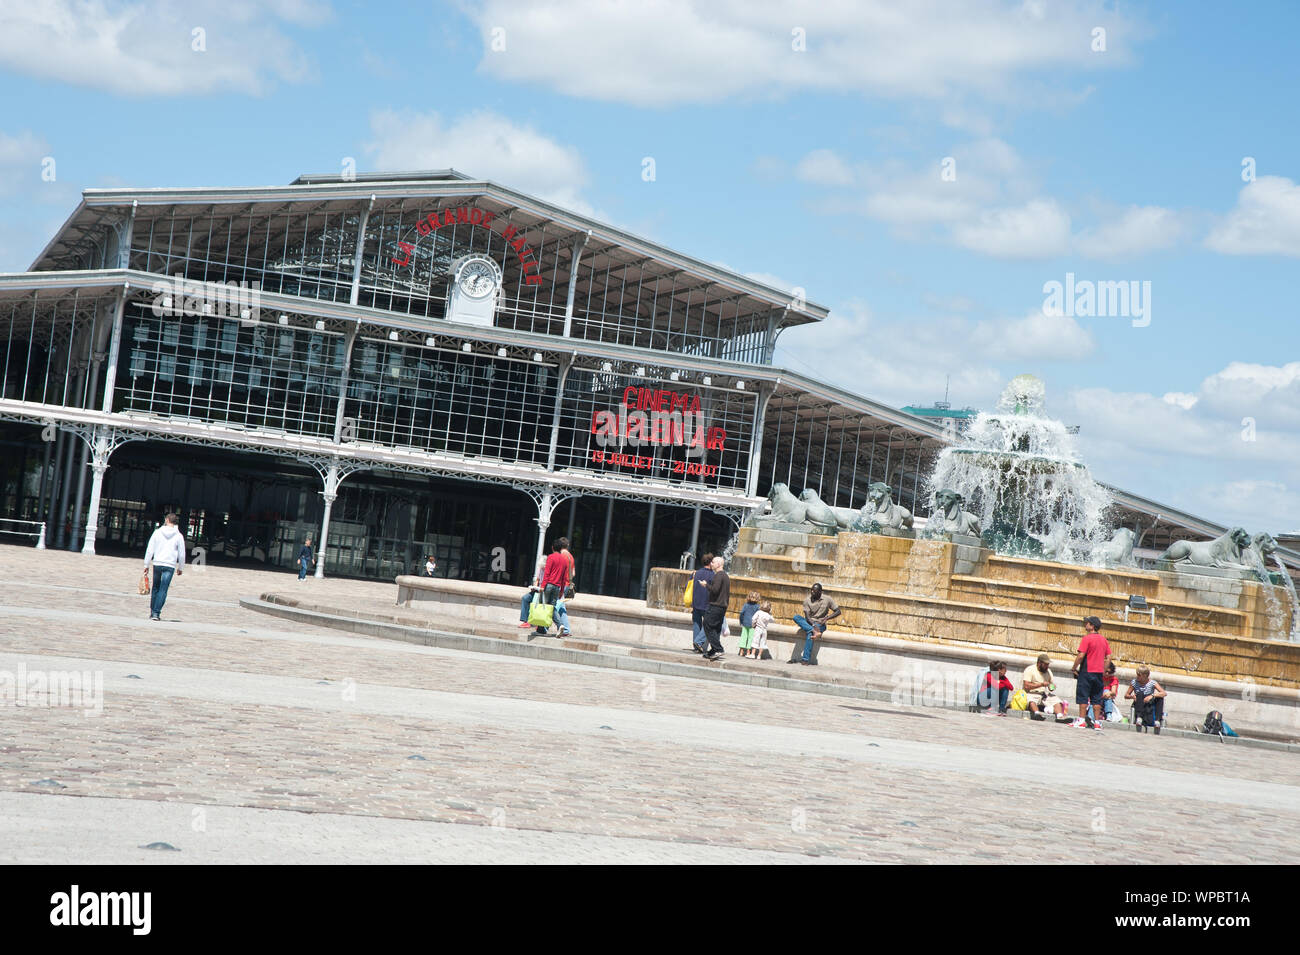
xmin=1 ymin=544 xmax=1297 ymax=864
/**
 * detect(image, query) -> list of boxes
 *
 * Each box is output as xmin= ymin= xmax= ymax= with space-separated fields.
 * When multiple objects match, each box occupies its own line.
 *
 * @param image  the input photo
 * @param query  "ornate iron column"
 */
xmin=303 ymin=457 xmax=369 ymax=579
xmin=79 ymin=426 xmax=135 ymax=554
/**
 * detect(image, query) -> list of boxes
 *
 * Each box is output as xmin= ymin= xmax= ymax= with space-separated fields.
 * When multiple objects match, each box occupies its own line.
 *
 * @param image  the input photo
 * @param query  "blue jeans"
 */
xmin=793 ymin=614 xmax=824 ymax=662
xmin=520 ymin=591 xmax=535 ymax=623
xmin=977 ymin=685 xmax=1010 ymax=713
xmin=150 ymin=566 xmax=175 ymax=617
xmin=554 ymin=601 xmax=571 ymax=635
xmin=692 ymin=607 xmax=707 ymax=648
xmin=298 ymin=559 xmax=309 ymax=580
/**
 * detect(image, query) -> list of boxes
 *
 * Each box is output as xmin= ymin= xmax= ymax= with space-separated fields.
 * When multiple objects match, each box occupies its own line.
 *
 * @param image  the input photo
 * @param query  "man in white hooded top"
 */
xmin=143 ymin=513 xmax=186 ymax=621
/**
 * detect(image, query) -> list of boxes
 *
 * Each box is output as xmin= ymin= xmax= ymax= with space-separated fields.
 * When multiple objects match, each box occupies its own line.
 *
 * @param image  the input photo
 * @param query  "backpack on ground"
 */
xmin=1202 ymin=710 xmax=1225 ymax=736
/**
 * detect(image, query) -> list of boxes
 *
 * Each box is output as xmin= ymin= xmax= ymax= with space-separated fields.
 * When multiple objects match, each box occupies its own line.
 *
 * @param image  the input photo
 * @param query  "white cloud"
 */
xmin=1189 ymin=480 xmax=1295 ymax=534
xmin=1199 ymin=361 xmax=1300 ymax=427
xmin=1205 ymin=176 xmax=1300 ymax=257
xmin=364 ymin=109 xmax=592 ymax=215
xmin=0 ymin=0 xmax=323 ymax=95
xmin=468 ymin=1 xmax=1140 ymax=108
xmin=1062 ymin=366 xmax=1300 ymax=532
xmin=794 ymin=149 xmax=855 ymax=187
xmin=777 ymin=302 xmax=1094 ymax=412
xmin=971 ymin=310 xmax=1094 ymax=360
xmin=1075 ymin=205 xmax=1187 ymax=259
xmin=950 ymin=198 xmax=1072 ymax=258
xmin=0 ymin=128 xmax=78 ymax=271
xmin=0 ymin=130 xmax=49 ymax=197
xmin=777 ymin=301 xmax=1004 ymax=409
xmin=801 ymin=139 xmax=1074 ymax=259
xmin=861 ymin=191 xmax=978 ymax=227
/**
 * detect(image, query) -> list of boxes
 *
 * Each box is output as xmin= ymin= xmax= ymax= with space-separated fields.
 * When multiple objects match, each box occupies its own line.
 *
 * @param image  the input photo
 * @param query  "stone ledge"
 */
xmin=239 ymin=595 xmax=1300 ymax=751
xmin=949 ymin=574 xmax=1248 ymax=620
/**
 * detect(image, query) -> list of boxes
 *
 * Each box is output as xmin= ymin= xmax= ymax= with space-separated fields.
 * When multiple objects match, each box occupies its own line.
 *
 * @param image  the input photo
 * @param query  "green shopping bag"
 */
xmin=527 ymin=594 xmax=554 ymax=628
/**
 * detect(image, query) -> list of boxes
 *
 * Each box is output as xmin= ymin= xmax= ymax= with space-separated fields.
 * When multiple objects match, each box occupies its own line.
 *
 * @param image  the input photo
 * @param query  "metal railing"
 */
xmin=0 ymin=519 xmax=46 ymax=548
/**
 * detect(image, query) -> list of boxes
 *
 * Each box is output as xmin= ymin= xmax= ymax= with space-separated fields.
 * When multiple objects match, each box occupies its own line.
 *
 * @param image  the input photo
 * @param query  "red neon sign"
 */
xmin=390 ymin=205 xmax=543 ymax=286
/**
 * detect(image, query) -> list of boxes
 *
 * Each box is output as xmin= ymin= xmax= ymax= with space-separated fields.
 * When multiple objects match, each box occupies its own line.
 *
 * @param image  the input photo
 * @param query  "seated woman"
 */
xmin=978 ymin=661 xmax=1015 ymax=715
xmin=1125 ymin=666 xmax=1167 ymax=734
xmin=518 ymin=555 xmax=548 ymax=629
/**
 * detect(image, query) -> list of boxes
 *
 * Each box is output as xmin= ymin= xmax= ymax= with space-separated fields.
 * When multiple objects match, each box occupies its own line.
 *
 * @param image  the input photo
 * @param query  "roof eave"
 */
xmin=54 ymin=177 xmax=829 ymax=321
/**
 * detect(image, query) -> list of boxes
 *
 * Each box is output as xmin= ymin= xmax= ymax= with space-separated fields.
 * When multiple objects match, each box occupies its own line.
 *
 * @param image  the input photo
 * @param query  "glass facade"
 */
xmin=55 ymin=191 xmax=794 ymax=364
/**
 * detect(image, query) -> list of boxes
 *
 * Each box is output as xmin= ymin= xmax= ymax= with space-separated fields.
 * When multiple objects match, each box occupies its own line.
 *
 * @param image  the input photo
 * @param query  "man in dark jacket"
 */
xmin=702 ymin=556 xmax=730 ymax=660
xmin=690 ymin=552 xmax=714 ymax=653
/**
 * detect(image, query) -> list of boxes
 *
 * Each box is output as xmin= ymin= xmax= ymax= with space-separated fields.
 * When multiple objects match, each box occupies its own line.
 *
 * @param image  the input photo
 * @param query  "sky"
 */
xmin=0 ymin=0 xmax=1297 ymax=533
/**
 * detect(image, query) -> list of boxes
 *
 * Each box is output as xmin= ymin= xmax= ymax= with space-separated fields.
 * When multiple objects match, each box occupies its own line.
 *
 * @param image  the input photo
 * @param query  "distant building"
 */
xmin=901 ymin=402 xmax=978 ymax=436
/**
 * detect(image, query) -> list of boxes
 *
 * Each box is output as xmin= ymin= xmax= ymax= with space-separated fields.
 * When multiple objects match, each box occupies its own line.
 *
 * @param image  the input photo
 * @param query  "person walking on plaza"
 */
xmin=561 ymin=538 xmax=577 ymax=597
xmin=701 ymin=555 xmax=730 ymax=660
xmin=737 ymin=591 xmax=760 ymax=657
xmin=143 ymin=512 xmax=186 ymax=621
xmin=790 ymin=582 xmax=840 ymax=666
xmin=423 ymin=554 xmax=437 ymax=577
xmin=1071 ymin=616 xmax=1112 ymax=729
xmin=297 ymin=536 xmax=315 ymax=581
xmin=689 ymin=552 xmax=715 ymax=653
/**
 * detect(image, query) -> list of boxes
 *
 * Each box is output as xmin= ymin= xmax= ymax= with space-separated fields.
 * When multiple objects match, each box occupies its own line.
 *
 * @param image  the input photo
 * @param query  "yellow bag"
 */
xmin=527 ymin=595 xmax=554 ymax=629
xmin=1009 ymin=689 xmax=1028 ymax=711
xmin=682 ymin=578 xmax=694 ymax=608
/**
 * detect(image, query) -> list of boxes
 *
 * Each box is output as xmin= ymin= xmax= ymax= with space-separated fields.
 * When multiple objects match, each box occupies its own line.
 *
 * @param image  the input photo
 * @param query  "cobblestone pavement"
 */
xmin=1 ymin=545 xmax=1297 ymax=863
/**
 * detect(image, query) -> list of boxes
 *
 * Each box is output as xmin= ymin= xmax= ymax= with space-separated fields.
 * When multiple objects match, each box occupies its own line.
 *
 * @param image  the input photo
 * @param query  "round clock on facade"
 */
xmin=455 ymin=256 xmax=500 ymax=299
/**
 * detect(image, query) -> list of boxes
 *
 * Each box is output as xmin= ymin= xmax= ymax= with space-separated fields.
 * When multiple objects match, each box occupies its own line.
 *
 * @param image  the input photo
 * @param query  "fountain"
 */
xmin=1273 ymin=556 xmax=1300 ymax=642
xmin=927 ymin=374 xmax=1114 ymax=563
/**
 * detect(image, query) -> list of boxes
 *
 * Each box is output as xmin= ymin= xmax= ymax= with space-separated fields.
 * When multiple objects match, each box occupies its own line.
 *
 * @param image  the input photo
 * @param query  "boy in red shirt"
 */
xmin=536 ymin=537 xmax=571 ymax=634
xmin=1071 ymin=616 xmax=1112 ymax=729
xmin=979 ymin=661 xmax=1016 ymax=715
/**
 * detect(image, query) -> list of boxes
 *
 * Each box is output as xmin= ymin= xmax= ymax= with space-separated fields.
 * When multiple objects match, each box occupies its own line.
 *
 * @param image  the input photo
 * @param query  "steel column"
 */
xmin=561 ymin=232 xmax=590 ymax=338
xmin=533 ymin=488 xmax=555 ymax=581
xmin=597 ymin=497 xmax=614 ymax=594
xmin=80 ymin=428 xmax=115 ymax=554
xmin=639 ymin=500 xmax=656 ymax=599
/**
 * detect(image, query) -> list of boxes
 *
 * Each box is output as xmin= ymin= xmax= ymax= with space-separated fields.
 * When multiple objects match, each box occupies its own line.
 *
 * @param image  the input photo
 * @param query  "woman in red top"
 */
xmin=980 ymin=661 xmax=1015 ymax=715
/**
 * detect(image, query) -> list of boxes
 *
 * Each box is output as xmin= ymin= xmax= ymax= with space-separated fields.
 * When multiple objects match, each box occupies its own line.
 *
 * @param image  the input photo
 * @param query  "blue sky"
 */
xmin=1 ymin=0 xmax=1297 ymax=532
